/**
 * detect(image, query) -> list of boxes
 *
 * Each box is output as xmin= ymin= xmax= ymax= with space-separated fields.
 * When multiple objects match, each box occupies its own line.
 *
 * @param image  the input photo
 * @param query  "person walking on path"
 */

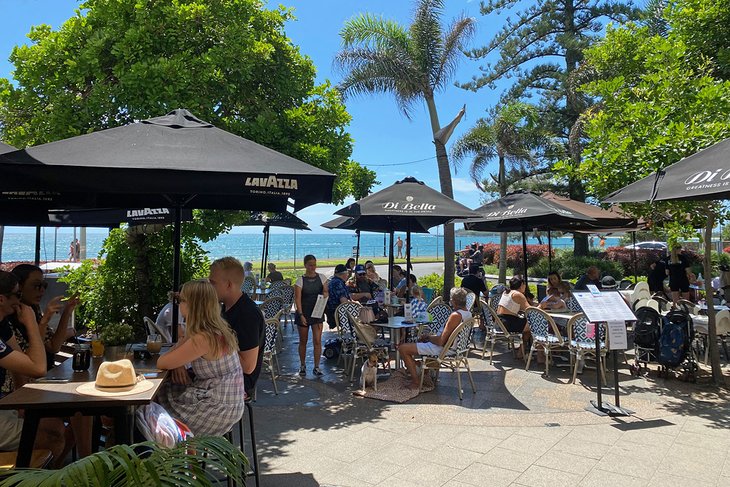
xmin=294 ymin=254 xmax=329 ymax=377
xmin=395 ymin=236 xmax=404 ymax=259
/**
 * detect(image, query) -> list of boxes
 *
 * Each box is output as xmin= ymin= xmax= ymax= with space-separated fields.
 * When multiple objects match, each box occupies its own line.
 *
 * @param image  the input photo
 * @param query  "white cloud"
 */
xmin=451 ymin=177 xmax=480 ymax=194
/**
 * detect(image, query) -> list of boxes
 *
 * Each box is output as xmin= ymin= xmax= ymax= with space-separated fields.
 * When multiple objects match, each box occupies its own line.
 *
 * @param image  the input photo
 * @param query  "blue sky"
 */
xmin=0 ymin=0 xmax=504 ymax=234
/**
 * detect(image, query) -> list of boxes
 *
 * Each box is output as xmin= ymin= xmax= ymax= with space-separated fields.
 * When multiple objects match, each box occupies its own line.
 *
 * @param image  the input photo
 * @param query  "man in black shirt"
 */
xmin=574 ymin=266 xmax=602 ymax=291
xmin=461 ymin=264 xmax=488 ymax=303
xmin=209 ymin=257 xmax=264 ymax=396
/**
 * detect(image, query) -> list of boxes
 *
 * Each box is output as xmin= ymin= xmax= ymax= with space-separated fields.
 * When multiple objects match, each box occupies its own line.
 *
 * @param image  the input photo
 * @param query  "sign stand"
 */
xmin=572 ymin=291 xmax=635 ymax=417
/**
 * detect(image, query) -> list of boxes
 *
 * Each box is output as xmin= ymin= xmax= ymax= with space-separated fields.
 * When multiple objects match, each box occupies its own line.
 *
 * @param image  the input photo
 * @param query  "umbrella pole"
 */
xmin=406 ymin=226 xmax=411 ymax=301
xmin=632 ymin=231 xmax=637 ymax=283
xmin=34 ymin=226 xmax=41 ymax=266
xmin=171 ymin=205 xmax=182 ymax=343
xmin=388 ymin=231 xmax=395 ymax=289
xmin=522 ymin=230 xmax=529 ymax=282
xmin=264 ymin=225 xmax=270 ymax=279
xmin=355 ymin=230 xmax=361 ymax=265
xmin=260 ymin=227 xmax=267 ymax=278
xmin=548 ymin=230 xmax=552 ymax=272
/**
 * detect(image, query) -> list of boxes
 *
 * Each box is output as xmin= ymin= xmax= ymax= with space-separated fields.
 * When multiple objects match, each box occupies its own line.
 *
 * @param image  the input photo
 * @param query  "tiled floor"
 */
xmin=240 ymin=321 xmax=730 ymax=487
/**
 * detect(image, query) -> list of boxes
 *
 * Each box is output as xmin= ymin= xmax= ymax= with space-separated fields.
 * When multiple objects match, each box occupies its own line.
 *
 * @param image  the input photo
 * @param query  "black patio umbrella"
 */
xmin=334 ymin=177 xmax=480 ymax=295
xmin=604 ymin=137 xmax=730 ymax=204
xmin=603 ymin=138 xmax=730 ymax=384
xmin=0 ymin=142 xmax=14 ymax=154
xmin=3 ymin=207 xmax=193 ymax=228
xmin=0 ymin=109 xmax=336 ymax=340
xmin=238 ymin=211 xmax=310 ymax=278
xmin=462 ymin=191 xmax=596 ymax=280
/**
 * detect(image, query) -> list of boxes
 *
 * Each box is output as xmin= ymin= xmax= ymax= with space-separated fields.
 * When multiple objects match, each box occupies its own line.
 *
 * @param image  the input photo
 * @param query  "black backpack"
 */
xmin=633 ymin=306 xmax=662 ymax=350
xmin=658 ymin=310 xmax=692 ymax=367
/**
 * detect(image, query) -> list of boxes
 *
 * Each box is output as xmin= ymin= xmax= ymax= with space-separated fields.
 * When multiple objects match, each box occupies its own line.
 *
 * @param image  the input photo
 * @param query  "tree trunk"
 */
xmin=425 ymin=95 xmax=455 ymax=299
xmin=498 ymin=154 xmax=508 ymax=283
xmin=0 ymin=226 xmax=4 ymax=263
xmin=704 ymin=212 xmax=725 ymax=385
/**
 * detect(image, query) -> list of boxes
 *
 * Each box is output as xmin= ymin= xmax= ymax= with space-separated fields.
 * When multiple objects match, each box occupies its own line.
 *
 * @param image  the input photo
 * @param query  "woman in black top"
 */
xmin=666 ymin=246 xmax=690 ymax=304
xmin=294 ymin=255 xmax=329 ymax=377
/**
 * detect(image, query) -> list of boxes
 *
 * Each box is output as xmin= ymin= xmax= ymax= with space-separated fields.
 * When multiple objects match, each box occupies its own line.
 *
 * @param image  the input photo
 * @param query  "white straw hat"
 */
xmin=76 ymin=359 xmax=155 ymax=397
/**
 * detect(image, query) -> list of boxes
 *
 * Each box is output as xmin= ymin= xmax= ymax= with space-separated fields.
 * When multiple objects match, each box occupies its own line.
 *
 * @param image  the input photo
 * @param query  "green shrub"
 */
xmin=418 ymin=273 xmax=462 ymax=297
xmin=531 ymin=251 xmax=624 ymax=280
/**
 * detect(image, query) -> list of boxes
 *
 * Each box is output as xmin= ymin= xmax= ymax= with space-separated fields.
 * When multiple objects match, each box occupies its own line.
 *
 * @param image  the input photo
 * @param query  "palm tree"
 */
xmin=334 ymin=0 xmax=476 ymax=297
xmin=451 ymin=102 xmax=551 ymax=283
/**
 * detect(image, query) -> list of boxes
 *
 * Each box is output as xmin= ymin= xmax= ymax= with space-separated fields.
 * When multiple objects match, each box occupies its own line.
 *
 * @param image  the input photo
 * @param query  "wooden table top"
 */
xmin=0 ymin=353 xmax=167 ymax=410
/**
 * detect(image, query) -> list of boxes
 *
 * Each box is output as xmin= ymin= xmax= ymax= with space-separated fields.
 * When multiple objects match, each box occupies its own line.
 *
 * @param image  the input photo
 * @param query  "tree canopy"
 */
xmin=0 ymin=0 xmax=374 ymax=204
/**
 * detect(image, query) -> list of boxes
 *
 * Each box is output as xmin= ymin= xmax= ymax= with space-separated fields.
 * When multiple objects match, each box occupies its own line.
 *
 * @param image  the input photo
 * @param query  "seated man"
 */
xmin=264 ymin=263 xmax=284 ymax=283
xmin=348 ymin=264 xmax=378 ymax=301
xmin=0 ymin=271 xmax=66 ymax=462
xmin=574 ymin=266 xmax=602 ymax=291
xmin=399 ymin=287 xmax=471 ymax=389
xmin=460 ymin=264 xmax=488 ymax=303
xmin=326 ymin=264 xmax=352 ymax=329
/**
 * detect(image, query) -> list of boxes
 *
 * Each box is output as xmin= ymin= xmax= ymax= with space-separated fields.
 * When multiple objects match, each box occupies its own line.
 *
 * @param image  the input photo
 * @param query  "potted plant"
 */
xmin=0 ymin=436 xmax=248 ymax=486
xmin=99 ymin=322 xmax=135 ymax=361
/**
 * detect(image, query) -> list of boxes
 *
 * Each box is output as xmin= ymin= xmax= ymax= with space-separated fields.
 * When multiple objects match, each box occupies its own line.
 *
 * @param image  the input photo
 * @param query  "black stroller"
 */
xmin=630 ymin=306 xmax=662 ymax=376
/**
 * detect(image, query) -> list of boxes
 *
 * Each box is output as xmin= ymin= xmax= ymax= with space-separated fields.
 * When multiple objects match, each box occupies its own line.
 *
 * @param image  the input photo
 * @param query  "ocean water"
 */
xmin=0 ymin=227 xmax=621 ymax=263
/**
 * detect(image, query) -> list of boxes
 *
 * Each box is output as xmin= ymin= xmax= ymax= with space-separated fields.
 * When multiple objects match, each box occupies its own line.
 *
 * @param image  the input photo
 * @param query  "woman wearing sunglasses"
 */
xmin=2 ymin=264 xmax=78 ymax=392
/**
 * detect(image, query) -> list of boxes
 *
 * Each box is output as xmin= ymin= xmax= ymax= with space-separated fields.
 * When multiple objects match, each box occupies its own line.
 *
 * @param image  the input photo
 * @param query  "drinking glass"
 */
xmin=146 ymin=334 xmax=163 ymax=354
xmin=90 ymin=335 xmax=105 ymax=358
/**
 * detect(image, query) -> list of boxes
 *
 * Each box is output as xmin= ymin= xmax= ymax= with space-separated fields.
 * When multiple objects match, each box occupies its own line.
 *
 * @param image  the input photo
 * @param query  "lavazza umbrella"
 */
xmin=0 ymin=109 xmax=336 ymax=340
xmin=605 ymin=137 xmax=730 ymax=385
xmin=333 ymin=177 xmax=480 ymax=295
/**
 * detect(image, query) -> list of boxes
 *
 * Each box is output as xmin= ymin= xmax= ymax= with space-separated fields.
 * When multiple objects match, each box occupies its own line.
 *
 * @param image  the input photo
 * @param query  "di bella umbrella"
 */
xmin=0 ymin=109 xmax=336 ymax=340
xmin=239 ymin=211 xmax=310 ymax=278
xmin=462 ymin=191 xmax=596 ymax=280
xmin=334 ymin=177 xmax=480 ymax=294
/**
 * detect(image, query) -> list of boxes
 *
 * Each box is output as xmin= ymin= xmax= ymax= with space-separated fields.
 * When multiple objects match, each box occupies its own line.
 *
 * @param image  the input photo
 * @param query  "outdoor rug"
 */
xmin=353 ymin=369 xmax=435 ymax=403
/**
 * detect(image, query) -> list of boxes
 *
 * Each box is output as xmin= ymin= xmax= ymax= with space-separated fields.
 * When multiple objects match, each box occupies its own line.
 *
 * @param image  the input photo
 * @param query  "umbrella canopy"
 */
xmin=1 ymin=207 xmax=193 ymax=227
xmin=335 ymin=176 xmax=481 ymax=227
xmin=462 ymin=191 xmax=595 ymax=232
xmin=540 ymin=191 xmax=637 ymax=230
xmin=605 ymin=137 xmax=730 ymax=203
xmin=0 ymin=142 xmax=15 ymax=154
xmin=321 ymin=216 xmax=430 ymax=234
xmin=0 ymin=109 xmax=335 ymax=212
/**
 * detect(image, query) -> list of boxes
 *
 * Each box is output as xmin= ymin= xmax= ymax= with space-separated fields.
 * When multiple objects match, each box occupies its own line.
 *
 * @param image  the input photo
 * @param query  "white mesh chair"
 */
xmin=262 ymin=319 xmax=281 ymax=394
xmin=427 ymin=295 xmax=444 ymax=310
xmin=269 ymin=286 xmax=295 ymax=328
xmin=348 ymin=315 xmax=390 ymax=382
xmin=269 ymin=280 xmax=288 ymax=290
xmin=260 ymin=297 xmax=284 ymax=351
xmin=428 ymin=304 xmax=452 ymax=335
xmin=418 ymin=318 xmax=476 ymax=400
xmin=334 ymin=302 xmax=363 ymax=370
xmin=564 ymin=295 xmax=583 ymax=313
xmin=567 ymin=313 xmax=607 ymax=384
xmin=480 ymin=300 xmax=523 ymax=364
xmin=524 ymin=307 xmax=568 ymax=376
xmin=242 ymin=276 xmax=257 ymax=296
xmin=465 ymin=292 xmax=476 ymax=311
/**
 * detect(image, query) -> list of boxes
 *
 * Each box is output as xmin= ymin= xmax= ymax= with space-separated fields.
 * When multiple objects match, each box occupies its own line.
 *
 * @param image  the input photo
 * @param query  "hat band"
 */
xmin=96 ymin=382 xmax=136 ymax=389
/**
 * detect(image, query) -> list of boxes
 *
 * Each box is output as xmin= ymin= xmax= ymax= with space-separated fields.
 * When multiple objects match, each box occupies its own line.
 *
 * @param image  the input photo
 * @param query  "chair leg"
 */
xmin=544 ymin=347 xmax=550 ymax=376
xmin=245 ymin=401 xmax=260 ymax=487
xmin=350 ymin=353 xmax=358 ymax=382
xmin=456 ymin=364 xmax=463 ymax=400
xmin=419 ymin=363 xmax=426 ymax=392
xmin=464 ymin=359 xmax=476 ymax=394
xmin=488 ymin=338 xmax=495 ymax=364
xmin=270 ymin=361 xmax=278 ymax=395
xmin=525 ymin=343 xmax=535 ymax=370
xmin=571 ymin=351 xmax=580 ymax=384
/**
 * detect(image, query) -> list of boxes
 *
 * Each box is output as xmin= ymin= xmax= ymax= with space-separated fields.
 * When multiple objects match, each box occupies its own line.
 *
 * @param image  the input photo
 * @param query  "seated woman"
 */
xmin=497 ymin=276 xmax=533 ymax=359
xmin=399 ymin=287 xmax=471 ymax=389
xmin=409 ymin=285 xmax=428 ymax=320
xmin=546 ymin=271 xmax=571 ymax=298
xmin=538 ymin=287 xmax=566 ymax=311
xmin=156 ymin=279 xmax=244 ymax=436
xmin=396 ymin=274 xmax=418 ymax=299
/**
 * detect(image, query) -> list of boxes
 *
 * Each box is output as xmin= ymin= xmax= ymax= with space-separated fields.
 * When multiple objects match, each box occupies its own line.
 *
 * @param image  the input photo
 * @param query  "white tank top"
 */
xmin=498 ymin=291 xmax=521 ymax=314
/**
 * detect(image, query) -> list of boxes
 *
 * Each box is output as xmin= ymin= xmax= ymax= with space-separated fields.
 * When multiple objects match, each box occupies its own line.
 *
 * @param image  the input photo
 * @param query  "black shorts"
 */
xmin=669 ymin=281 xmax=690 ymax=293
xmin=498 ymin=314 xmax=527 ymax=333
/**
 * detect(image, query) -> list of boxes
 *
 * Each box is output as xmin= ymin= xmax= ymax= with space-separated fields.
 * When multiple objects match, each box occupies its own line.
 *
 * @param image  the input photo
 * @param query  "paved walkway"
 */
xmin=245 ymin=323 xmax=730 ymax=487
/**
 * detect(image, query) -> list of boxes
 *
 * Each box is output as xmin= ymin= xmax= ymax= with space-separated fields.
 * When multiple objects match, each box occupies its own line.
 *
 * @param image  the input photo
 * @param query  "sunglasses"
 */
xmin=32 ymin=281 xmax=49 ymax=291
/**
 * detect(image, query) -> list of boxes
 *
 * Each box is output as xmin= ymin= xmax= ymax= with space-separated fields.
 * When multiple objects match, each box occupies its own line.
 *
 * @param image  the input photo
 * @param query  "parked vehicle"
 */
xmin=624 ymin=241 xmax=668 ymax=251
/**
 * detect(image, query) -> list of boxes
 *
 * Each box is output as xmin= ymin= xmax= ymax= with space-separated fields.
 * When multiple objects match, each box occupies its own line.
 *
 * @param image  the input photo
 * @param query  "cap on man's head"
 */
xmin=355 ymin=264 xmax=366 ymax=274
xmin=601 ymin=276 xmax=617 ymax=289
xmin=334 ymin=264 xmax=348 ymax=275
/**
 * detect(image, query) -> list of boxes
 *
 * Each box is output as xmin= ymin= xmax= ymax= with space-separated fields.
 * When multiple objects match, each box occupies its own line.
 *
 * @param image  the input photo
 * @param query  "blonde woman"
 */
xmin=156 ymin=279 xmax=244 ymax=436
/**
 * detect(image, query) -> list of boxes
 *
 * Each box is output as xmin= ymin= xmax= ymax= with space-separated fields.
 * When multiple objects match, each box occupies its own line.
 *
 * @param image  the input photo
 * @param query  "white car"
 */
xmin=623 ymin=241 xmax=668 ymax=251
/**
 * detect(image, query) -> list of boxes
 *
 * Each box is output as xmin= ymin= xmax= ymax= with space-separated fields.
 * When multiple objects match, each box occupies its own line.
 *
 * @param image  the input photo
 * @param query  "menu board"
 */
xmin=572 ymin=291 xmax=636 ymax=323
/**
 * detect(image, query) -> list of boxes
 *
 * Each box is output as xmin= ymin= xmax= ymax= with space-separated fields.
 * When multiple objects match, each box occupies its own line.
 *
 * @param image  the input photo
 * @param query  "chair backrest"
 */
xmin=270 ymin=280 xmax=288 ymax=290
xmin=715 ymin=309 xmax=730 ymax=335
xmin=427 ymin=295 xmax=444 ymax=310
xmin=646 ymin=298 xmax=660 ymax=312
xmin=451 ymin=317 xmax=475 ymax=355
xmin=421 ymin=287 xmax=434 ymax=304
xmin=242 ymin=276 xmax=257 ymax=296
xmin=429 ymin=304 xmax=452 ymax=333
xmin=631 ymin=288 xmax=651 ymax=304
xmin=269 ymin=285 xmax=295 ymax=312
xmin=465 ymin=292 xmax=476 ymax=311
xmin=567 ymin=313 xmax=605 ymax=344
xmin=525 ymin=307 xmax=564 ymax=345
xmin=488 ymin=292 xmax=501 ymax=312
xmin=349 ymin=315 xmax=376 ymax=349
xmin=260 ymin=297 xmax=284 ymax=321
xmin=677 ymin=299 xmax=698 ymax=315
xmin=633 ymin=281 xmax=650 ymax=295
xmin=335 ymin=302 xmax=362 ymax=341
xmin=564 ymin=295 xmax=582 ymax=312
xmin=263 ymin=320 xmax=278 ymax=353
